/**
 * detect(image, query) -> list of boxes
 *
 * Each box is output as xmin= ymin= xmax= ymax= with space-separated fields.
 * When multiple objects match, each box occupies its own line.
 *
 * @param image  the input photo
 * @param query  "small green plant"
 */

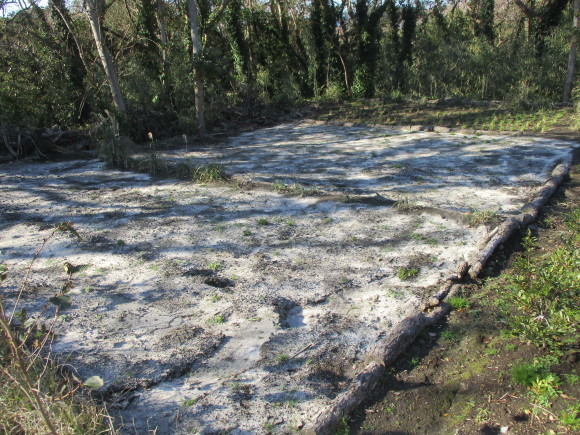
xmin=247 ymin=317 xmax=261 ymax=322
xmin=394 ymin=196 xmax=417 ymax=211
xmin=485 ymin=347 xmax=499 ymax=356
xmin=397 ymin=267 xmax=419 ymax=280
xmin=503 ymin=343 xmax=516 ymax=352
xmin=383 ymin=403 xmax=395 ymax=413
xmin=207 ymin=262 xmax=223 ymax=272
xmin=116 ymin=239 xmax=125 ymax=246
xmin=529 ymin=374 xmax=560 ymax=407
xmin=411 ymin=232 xmax=423 ymax=241
xmin=277 ymin=354 xmax=290 ymax=364
xmin=410 ymin=233 xmax=438 ymax=246
xmin=448 ymin=296 xmax=470 ymax=310
xmin=137 ymin=152 xmax=167 ymax=176
xmin=193 ymin=163 xmax=229 ymax=183
xmin=207 ymin=294 xmax=221 ymax=303
xmin=441 ymin=327 xmax=462 ymax=341
xmin=207 ymin=315 xmax=226 ymax=324
xmin=560 ymin=404 xmax=580 ymax=430
xmin=474 ymin=407 xmax=492 ymax=423
xmin=464 ymin=209 xmax=500 ymax=227
xmin=337 ymin=416 xmax=350 ymax=435
xmin=563 ymin=373 xmax=580 ymax=386
xmin=286 ymin=219 xmax=296 ymax=226
xmin=272 ymin=179 xmax=285 ymax=193
xmin=182 ymin=397 xmax=198 ymax=407
xmin=272 ymin=180 xmax=318 ymax=196
xmin=257 ymin=218 xmax=269 ymax=226
xmin=511 ymin=363 xmax=546 ymax=387
xmin=242 ymin=229 xmax=252 ymax=236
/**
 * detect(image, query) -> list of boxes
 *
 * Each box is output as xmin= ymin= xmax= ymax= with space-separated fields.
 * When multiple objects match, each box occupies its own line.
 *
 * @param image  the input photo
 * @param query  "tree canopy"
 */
xmin=0 ymin=0 xmax=576 ymax=135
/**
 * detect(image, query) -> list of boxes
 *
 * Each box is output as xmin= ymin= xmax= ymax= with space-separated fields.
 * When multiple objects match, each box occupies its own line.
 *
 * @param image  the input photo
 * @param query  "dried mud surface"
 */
xmin=0 ymin=121 xmax=576 ymax=433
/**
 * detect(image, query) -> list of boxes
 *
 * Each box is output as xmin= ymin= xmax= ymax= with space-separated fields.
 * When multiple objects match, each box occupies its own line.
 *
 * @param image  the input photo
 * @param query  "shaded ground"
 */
xmin=0 ymin=121 xmax=576 ymax=433
xmin=350 ymin=150 xmax=579 ymax=435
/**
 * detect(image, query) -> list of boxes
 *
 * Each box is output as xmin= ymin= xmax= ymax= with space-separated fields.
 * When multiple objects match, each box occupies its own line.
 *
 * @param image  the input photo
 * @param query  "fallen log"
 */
xmin=469 ymin=157 xmax=572 ymax=278
xmin=304 ymin=289 xmax=461 ymax=434
xmin=305 ymin=156 xmax=573 ymax=434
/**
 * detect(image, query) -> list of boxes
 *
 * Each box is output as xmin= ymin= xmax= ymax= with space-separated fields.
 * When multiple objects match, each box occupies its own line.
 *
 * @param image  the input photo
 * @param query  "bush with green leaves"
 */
xmin=498 ymin=213 xmax=579 ymax=352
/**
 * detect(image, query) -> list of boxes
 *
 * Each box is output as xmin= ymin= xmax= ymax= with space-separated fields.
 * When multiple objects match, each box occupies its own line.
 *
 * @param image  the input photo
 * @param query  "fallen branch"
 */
xmin=304 ymin=288 xmax=461 ymax=434
xmin=469 ymin=157 xmax=572 ymax=278
xmin=304 ymin=156 xmax=573 ymax=434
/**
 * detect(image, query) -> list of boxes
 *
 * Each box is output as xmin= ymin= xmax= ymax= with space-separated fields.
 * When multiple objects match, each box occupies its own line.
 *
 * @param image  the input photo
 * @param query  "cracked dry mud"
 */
xmin=0 ymin=121 xmax=576 ymax=433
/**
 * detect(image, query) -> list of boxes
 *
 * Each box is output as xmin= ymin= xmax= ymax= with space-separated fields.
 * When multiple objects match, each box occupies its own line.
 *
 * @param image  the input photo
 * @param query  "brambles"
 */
xmin=0 ymin=223 xmax=114 ymax=434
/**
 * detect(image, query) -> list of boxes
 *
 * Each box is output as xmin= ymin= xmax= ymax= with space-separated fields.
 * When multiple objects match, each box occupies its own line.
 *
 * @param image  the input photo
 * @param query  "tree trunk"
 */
xmin=157 ymin=0 xmax=168 ymax=64
xmin=85 ymin=0 xmax=126 ymax=114
xmin=563 ymin=0 xmax=579 ymax=103
xmin=186 ymin=0 xmax=206 ymax=135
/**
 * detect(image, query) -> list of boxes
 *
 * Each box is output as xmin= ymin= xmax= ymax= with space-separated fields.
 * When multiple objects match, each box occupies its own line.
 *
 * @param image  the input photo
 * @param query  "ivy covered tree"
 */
xmin=0 ymin=0 xmax=577 ymax=134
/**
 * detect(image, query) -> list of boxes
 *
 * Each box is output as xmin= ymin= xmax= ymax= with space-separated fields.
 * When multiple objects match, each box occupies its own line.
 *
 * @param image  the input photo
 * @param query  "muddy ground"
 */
xmin=0 ymin=121 xmax=576 ymax=433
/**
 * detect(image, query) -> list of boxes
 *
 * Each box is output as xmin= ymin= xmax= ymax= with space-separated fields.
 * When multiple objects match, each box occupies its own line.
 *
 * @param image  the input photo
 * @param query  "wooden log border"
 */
xmin=304 ymin=156 xmax=573 ymax=434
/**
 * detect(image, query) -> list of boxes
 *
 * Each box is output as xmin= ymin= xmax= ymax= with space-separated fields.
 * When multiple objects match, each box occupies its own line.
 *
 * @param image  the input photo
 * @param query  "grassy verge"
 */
xmin=312 ymin=99 xmax=579 ymax=136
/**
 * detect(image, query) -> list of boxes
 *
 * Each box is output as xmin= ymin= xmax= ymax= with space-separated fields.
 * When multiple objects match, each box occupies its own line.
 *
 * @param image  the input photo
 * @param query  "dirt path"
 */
xmin=0 ymin=121 xmax=576 ymax=433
